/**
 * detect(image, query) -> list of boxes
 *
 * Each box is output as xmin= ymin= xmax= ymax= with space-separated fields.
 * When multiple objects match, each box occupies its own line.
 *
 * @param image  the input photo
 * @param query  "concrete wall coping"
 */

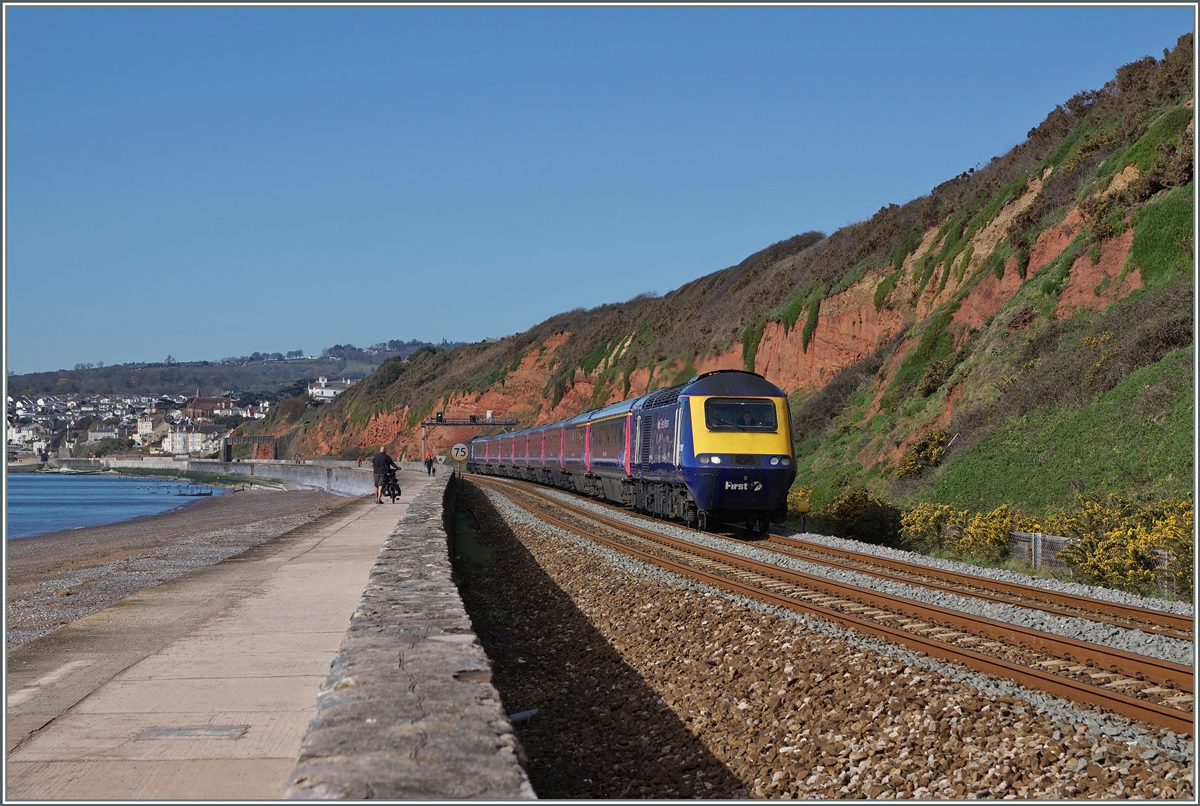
xmin=284 ymin=475 xmax=535 ymax=800
xmin=51 ymin=458 xmax=449 ymax=498
xmin=55 ymin=456 xmax=432 ymax=474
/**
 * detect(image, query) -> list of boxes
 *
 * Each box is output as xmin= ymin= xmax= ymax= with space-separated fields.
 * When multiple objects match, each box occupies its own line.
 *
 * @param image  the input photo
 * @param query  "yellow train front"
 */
xmin=633 ymin=370 xmax=795 ymax=531
xmin=466 ymin=369 xmax=795 ymax=532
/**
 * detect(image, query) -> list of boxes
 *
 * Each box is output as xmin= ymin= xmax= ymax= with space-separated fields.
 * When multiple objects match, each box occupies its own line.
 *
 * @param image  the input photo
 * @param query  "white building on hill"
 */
xmin=308 ymin=377 xmax=358 ymax=400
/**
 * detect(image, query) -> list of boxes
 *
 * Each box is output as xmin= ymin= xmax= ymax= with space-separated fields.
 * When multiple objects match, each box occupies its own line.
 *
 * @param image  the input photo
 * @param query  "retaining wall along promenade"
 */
xmin=54 ymin=457 xmax=432 ymax=497
xmin=285 ymin=476 xmax=534 ymax=799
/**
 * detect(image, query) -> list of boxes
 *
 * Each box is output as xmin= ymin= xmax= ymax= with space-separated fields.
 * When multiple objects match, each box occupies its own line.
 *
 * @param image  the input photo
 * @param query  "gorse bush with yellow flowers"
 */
xmin=1051 ymin=494 xmax=1193 ymax=600
xmin=896 ymin=429 xmax=948 ymax=478
xmin=900 ymin=502 xmax=1021 ymax=562
xmin=898 ymin=502 xmax=961 ymax=553
xmin=818 ymin=487 xmax=903 ymax=547
xmin=787 ymin=485 xmax=813 ymax=517
xmin=955 ymin=504 xmax=1023 ymax=562
xmin=899 ymin=494 xmax=1194 ymax=600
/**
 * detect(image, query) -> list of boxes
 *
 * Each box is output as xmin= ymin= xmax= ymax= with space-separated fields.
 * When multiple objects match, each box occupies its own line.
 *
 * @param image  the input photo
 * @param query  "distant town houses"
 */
xmin=6 ymin=389 xmax=272 ymax=459
xmin=161 ymin=424 xmax=231 ymax=455
xmin=185 ymin=396 xmax=237 ymax=419
xmin=232 ymin=403 xmax=270 ymax=419
xmin=134 ymin=412 xmax=169 ymax=447
xmin=308 ymin=376 xmax=359 ymax=400
xmin=7 ymin=421 xmax=49 ymax=451
xmin=86 ymin=423 xmax=129 ymax=443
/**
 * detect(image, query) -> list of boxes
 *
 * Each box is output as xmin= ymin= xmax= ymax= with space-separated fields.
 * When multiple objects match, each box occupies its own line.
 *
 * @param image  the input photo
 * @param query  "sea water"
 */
xmin=5 ymin=473 xmax=225 ymax=540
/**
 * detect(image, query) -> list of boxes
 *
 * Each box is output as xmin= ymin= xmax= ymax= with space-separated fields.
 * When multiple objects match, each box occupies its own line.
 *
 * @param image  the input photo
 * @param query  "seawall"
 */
xmin=53 ymin=457 xmax=438 ymax=497
xmin=285 ymin=475 xmax=535 ymax=798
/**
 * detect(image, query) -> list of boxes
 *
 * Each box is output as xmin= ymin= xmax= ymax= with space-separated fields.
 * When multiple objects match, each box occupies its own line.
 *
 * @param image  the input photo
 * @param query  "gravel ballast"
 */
xmin=457 ymin=482 xmax=1194 ymax=799
xmin=527 ymin=485 xmax=1194 ymax=664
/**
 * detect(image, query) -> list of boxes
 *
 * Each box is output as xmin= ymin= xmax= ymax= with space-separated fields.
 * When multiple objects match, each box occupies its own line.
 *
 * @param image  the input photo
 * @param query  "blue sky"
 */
xmin=4 ymin=4 xmax=1194 ymax=375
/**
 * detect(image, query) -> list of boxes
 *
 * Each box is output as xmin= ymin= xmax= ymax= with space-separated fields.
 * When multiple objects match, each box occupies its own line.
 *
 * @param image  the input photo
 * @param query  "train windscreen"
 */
xmin=703 ymin=398 xmax=778 ymax=432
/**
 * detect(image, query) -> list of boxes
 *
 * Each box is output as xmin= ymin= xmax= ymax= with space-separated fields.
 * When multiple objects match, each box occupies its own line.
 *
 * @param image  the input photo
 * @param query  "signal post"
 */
xmin=420 ymin=411 xmax=517 ymax=467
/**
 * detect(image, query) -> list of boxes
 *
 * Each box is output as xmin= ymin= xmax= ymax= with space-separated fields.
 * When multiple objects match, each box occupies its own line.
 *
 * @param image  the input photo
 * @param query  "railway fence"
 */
xmin=1007 ymin=530 xmax=1177 ymax=599
xmin=1007 ymin=530 xmax=1072 ymax=571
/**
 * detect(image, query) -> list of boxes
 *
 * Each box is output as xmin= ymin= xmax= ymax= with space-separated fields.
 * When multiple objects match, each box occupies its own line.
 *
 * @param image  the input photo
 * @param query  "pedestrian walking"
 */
xmin=425 ymin=452 xmax=434 ymax=476
xmin=373 ymin=446 xmax=398 ymax=504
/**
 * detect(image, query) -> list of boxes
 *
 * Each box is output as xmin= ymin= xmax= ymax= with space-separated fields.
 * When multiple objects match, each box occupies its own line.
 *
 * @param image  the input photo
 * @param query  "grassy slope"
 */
xmin=792 ymin=271 xmax=1194 ymax=519
xmin=788 ymin=55 xmax=1194 ymax=519
xmin=929 ymin=345 xmax=1193 ymax=512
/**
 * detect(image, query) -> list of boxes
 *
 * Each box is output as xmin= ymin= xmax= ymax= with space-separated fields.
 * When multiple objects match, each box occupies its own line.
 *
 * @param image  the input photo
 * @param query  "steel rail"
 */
xmin=475 ymin=477 xmax=1193 ymax=736
xmin=739 ymin=534 xmax=1192 ymax=641
xmin=474 ymin=472 xmax=1192 ymax=638
xmin=766 ymin=534 xmax=1194 ymax=638
xmin=512 ymin=482 xmax=1192 ymax=688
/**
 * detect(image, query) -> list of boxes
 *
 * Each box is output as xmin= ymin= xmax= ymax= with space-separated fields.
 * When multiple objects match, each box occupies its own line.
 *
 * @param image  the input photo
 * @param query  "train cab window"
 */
xmin=704 ymin=398 xmax=777 ymax=431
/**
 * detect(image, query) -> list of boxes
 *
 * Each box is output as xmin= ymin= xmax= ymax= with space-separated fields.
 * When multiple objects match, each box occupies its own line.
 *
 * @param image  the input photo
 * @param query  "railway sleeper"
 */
xmin=1141 ymin=686 xmax=1178 ymax=695
xmin=1104 ymin=678 xmax=1152 ymax=690
xmin=1036 ymin=659 xmax=1072 ymax=669
xmin=934 ymin=631 xmax=966 ymax=640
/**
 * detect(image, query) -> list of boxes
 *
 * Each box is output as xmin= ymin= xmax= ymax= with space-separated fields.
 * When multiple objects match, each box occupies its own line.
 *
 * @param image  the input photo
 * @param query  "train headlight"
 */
xmin=770 ymin=456 xmax=780 ymax=466
xmin=698 ymin=454 xmax=711 ymax=464
xmin=781 ymin=457 xmax=791 ymax=466
xmin=710 ymin=455 xmax=722 ymax=464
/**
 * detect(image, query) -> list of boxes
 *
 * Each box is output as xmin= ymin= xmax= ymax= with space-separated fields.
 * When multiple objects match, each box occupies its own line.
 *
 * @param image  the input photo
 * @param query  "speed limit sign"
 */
xmin=450 ymin=443 xmax=468 ymax=462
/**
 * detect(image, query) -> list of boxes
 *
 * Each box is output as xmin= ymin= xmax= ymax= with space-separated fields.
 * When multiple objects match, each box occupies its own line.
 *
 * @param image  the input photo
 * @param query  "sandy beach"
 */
xmin=6 ymin=488 xmax=353 ymax=649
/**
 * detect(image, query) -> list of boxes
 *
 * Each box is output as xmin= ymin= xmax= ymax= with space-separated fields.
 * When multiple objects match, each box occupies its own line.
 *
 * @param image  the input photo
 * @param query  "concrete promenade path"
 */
xmin=6 ymin=471 xmax=431 ymax=801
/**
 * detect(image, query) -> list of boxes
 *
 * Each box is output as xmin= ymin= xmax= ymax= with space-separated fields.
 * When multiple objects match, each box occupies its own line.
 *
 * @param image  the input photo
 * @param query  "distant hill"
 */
xmin=6 ymin=339 xmax=465 ymax=398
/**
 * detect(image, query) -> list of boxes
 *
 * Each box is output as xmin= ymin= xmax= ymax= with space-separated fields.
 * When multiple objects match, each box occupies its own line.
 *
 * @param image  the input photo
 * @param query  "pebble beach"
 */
xmin=6 ymin=487 xmax=350 ymax=649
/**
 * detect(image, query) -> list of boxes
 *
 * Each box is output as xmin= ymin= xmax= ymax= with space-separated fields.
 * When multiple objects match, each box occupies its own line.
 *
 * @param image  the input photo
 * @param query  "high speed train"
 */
xmin=467 ymin=369 xmax=796 ymax=531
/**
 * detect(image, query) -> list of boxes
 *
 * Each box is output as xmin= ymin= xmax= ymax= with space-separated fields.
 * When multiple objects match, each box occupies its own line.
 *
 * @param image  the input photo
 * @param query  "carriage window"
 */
xmin=704 ymin=398 xmax=777 ymax=431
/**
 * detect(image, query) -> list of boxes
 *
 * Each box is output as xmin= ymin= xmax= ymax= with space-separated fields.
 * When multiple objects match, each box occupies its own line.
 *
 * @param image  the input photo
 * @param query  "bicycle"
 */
xmin=382 ymin=470 xmax=402 ymax=503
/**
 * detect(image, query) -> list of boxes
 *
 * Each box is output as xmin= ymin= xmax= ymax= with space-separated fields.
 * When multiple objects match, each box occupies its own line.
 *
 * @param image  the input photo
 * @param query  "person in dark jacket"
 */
xmin=373 ymin=446 xmax=398 ymax=504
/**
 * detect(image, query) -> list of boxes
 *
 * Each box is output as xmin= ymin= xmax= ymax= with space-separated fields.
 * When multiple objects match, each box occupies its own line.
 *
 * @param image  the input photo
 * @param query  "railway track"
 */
xmin=756 ymin=533 xmax=1194 ymax=641
xmin=479 ymin=475 xmax=1192 ymax=641
xmin=474 ymin=476 xmax=1194 ymax=736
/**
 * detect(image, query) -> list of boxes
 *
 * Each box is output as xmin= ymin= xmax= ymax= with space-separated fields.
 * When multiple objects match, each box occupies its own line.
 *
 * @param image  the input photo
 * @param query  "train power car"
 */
xmin=467 ymin=369 xmax=796 ymax=530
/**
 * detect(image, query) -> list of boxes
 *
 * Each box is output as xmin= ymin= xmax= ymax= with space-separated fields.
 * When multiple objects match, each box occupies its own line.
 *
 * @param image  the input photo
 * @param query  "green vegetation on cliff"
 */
xmin=283 ymin=35 xmax=1193 ymax=571
xmin=931 ymin=345 xmax=1193 ymax=513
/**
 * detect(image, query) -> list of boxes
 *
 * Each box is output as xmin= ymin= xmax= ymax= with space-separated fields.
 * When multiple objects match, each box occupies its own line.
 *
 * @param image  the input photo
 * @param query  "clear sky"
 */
xmin=4 ymin=4 xmax=1194 ymax=375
